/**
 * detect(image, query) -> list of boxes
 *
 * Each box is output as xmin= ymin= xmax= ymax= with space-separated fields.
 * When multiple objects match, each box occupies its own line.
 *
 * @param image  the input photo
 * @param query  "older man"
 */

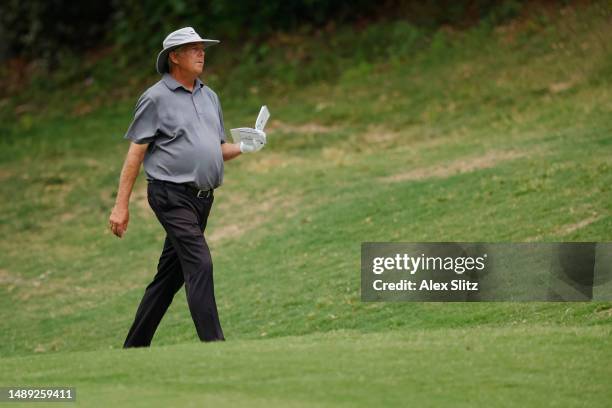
xmin=109 ymin=27 xmax=265 ymax=348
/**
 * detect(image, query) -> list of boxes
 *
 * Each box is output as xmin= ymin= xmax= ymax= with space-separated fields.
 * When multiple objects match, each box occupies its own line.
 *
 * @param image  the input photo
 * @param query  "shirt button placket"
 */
xmin=192 ymin=90 xmax=201 ymax=116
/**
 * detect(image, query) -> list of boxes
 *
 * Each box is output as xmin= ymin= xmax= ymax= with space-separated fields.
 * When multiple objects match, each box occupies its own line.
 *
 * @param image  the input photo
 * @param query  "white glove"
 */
xmin=239 ymin=130 xmax=266 ymax=153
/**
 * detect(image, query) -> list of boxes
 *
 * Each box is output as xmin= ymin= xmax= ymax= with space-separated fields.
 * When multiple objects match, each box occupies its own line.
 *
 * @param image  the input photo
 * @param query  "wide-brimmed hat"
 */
xmin=156 ymin=27 xmax=219 ymax=74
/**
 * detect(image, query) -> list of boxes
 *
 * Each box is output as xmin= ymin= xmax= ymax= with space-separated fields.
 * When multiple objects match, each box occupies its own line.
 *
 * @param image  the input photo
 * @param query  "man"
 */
xmin=108 ymin=27 xmax=265 ymax=348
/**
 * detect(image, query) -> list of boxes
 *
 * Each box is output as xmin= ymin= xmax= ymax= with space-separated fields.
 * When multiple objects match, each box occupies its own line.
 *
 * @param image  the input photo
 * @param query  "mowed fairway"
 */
xmin=1 ymin=326 xmax=611 ymax=407
xmin=0 ymin=4 xmax=611 ymax=407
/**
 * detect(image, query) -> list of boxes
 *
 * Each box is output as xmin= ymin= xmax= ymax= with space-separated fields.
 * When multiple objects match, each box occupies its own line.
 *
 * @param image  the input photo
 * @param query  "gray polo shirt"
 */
xmin=124 ymin=73 xmax=226 ymax=190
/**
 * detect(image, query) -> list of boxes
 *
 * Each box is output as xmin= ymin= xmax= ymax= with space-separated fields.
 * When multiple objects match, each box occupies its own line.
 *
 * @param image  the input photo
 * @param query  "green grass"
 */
xmin=2 ymin=326 xmax=611 ymax=407
xmin=0 ymin=2 xmax=611 ymax=406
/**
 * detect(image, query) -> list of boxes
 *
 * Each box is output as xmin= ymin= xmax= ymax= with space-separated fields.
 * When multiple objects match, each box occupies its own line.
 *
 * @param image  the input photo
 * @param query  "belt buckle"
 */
xmin=196 ymin=189 xmax=210 ymax=199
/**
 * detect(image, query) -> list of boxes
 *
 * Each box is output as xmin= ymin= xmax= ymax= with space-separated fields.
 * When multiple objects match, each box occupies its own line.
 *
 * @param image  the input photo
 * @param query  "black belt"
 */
xmin=148 ymin=179 xmax=213 ymax=199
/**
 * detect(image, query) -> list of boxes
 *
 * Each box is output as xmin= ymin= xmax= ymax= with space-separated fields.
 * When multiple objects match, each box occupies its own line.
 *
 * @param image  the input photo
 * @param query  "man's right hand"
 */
xmin=109 ymin=205 xmax=129 ymax=238
xmin=110 ymin=142 xmax=147 ymax=239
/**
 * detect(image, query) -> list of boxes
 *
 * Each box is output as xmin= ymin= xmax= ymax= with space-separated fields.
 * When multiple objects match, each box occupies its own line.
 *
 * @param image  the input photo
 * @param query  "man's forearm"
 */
xmin=115 ymin=144 xmax=147 ymax=208
xmin=221 ymin=143 xmax=242 ymax=161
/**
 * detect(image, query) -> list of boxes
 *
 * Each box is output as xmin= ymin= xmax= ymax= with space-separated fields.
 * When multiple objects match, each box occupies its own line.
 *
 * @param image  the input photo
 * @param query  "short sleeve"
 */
xmin=206 ymin=88 xmax=226 ymax=144
xmin=124 ymin=94 xmax=159 ymax=144
xmin=217 ymin=98 xmax=227 ymax=144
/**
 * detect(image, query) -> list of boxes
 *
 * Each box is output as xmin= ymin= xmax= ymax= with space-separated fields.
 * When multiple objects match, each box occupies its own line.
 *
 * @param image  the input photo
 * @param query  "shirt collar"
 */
xmin=162 ymin=73 xmax=204 ymax=92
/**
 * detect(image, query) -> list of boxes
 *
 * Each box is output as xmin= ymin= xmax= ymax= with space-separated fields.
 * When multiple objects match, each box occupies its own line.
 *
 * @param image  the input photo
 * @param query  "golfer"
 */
xmin=108 ymin=27 xmax=265 ymax=348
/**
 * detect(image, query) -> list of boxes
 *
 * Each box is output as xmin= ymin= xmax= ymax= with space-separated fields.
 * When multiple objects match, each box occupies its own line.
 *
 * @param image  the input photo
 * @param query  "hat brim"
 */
xmin=156 ymin=39 xmax=219 ymax=74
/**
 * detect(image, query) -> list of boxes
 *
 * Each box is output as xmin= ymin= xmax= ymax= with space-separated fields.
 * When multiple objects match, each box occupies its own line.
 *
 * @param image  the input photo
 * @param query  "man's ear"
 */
xmin=169 ymin=50 xmax=179 ymax=65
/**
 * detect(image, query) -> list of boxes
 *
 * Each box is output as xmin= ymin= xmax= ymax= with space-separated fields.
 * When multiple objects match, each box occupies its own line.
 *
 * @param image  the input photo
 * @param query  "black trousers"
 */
xmin=123 ymin=180 xmax=225 ymax=348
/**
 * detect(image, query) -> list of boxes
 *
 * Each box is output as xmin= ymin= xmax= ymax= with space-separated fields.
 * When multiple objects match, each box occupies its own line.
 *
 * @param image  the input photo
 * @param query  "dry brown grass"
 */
xmin=380 ymin=150 xmax=526 ymax=183
xmin=208 ymin=188 xmax=300 ymax=243
xmin=556 ymin=214 xmax=603 ymax=236
xmin=241 ymin=152 xmax=307 ymax=174
xmin=267 ymin=119 xmax=338 ymax=135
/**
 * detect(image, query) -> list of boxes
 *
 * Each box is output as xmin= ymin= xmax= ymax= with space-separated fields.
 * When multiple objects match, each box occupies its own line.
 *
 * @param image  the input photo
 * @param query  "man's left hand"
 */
xmin=240 ymin=130 xmax=266 ymax=153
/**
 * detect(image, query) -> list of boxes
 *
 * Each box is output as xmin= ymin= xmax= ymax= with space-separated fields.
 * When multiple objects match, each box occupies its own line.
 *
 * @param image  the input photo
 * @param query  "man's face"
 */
xmin=170 ymin=43 xmax=206 ymax=75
